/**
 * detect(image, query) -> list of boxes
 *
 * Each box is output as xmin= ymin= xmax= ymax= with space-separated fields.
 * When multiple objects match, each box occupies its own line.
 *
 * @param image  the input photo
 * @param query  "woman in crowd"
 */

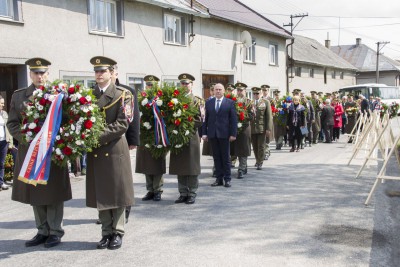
xmin=286 ymin=96 xmax=305 ymax=152
xmin=332 ymin=98 xmax=344 ymax=142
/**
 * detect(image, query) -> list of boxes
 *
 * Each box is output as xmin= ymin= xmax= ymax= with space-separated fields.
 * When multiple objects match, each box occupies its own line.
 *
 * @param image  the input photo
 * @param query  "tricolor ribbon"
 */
xmin=18 ymin=93 xmax=64 ymax=186
xmin=150 ymin=96 xmax=169 ymax=147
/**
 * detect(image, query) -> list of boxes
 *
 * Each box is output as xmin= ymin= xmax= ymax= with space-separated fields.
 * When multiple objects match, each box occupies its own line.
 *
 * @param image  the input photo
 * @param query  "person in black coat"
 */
xmin=286 ymin=96 xmax=306 ymax=152
xmin=320 ymin=98 xmax=335 ymax=143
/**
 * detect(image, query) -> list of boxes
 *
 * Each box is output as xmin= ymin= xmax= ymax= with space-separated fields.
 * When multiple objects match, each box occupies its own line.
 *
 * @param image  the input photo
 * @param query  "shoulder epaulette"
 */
xmin=13 ymin=87 xmax=28 ymax=93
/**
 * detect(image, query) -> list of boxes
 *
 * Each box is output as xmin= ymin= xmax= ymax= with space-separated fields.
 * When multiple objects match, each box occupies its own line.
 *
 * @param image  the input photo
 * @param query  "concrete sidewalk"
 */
xmin=0 ymin=134 xmax=398 ymax=266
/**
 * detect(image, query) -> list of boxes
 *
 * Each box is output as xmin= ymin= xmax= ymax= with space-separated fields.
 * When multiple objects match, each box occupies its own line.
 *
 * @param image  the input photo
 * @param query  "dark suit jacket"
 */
xmin=202 ymin=97 xmax=237 ymax=139
xmin=320 ymin=105 xmax=335 ymax=127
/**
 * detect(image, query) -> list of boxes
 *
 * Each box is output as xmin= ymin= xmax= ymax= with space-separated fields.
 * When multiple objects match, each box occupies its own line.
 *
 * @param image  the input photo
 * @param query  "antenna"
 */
xmin=238 ymin=31 xmax=252 ymax=48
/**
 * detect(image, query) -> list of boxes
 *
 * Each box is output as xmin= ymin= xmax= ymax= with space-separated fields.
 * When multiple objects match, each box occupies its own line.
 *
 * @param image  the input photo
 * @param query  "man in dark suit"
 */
xmin=202 ymin=83 xmax=237 ymax=188
xmin=320 ymin=98 xmax=335 ymax=143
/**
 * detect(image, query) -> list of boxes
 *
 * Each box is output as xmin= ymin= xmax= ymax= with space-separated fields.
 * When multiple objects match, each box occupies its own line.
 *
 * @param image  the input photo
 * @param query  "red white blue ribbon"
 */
xmin=18 ymin=93 xmax=64 ymax=186
xmin=150 ymin=96 xmax=169 ymax=147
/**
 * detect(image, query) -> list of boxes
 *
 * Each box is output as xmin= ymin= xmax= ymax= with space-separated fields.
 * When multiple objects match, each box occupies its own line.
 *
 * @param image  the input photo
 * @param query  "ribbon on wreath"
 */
xmin=18 ymin=93 xmax=64 ymax=186
xmin=150 ymin=96 xmax=169 ymax=147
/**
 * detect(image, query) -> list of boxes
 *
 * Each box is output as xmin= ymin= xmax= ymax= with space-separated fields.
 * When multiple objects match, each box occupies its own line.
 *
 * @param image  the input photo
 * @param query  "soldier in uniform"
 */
xmin=261 ymin=85 xmax=272 ymax=160
xmin=271 ymin=90 xmax=286 ymax=149
xmin=310 ymin=91 xmax=322 ymax=144
xmin=169 ymin=73 xmax=203 ymax=204
xmin=136 ymin=75 xmax=166 ymax=202
xmin=7 ymin=58 xmax=72 ymax=248
xmin=87 ymin=56 xmax=134 ymax=250
xmin=226 ymin=83 xmax=236 ymax=95
xmin=300 ymin=92 xmax=315 ymax=148
xmin=251 ymin=87 xmax=272 ymax=170
xmin=232 ymin=82 xmax=252 ymax=179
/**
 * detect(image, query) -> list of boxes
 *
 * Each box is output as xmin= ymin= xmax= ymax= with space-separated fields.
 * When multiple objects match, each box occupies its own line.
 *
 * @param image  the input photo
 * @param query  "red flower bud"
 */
xmin=62 ymin=146 xmax=73 ymax=156
xmin=76 ymin=84 xmax=80 ymax=89
xmin=174 ymin=119 xmax=181 ymax=126
xmin=79 ymin=97 xmax=88 ymax=105
xmin=232 ymin=97 xmax=237 ymax=101
xmin=141 ymin=92 xmax=147 ymax=97
xmin=68 ymin=87 xmax=75 ymax=94
xmin=33 ymin=126 xmax=41 ymax=133
xmin=81 ymin=134 xmax=85 ymax=139
xmin=84 ymin=120 xmax=93 ymax=129
xmin=173 ymin=90 xmax=180 ymax=96
xmin=188 ymin=116 xmax=193 ymax=122
xmin=183 ymin=104 xmax=189 ymax=110
xmin=157 ymin=90 xmax=163 ymax=96
xmin=239 ymin=112 xmax=245 ymax=121
xmin=39 ymin=98 xmax=47 ymax=106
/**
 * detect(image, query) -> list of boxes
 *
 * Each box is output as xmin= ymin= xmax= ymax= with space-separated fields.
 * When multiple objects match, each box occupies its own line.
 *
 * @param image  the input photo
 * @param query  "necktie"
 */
xmin=255 ymin=100 xmax=258 ymax=106
xmin=216 ymin=99 xmax=221 ymax=112
xmin=100 ymin=90 xmax=104 ymax=95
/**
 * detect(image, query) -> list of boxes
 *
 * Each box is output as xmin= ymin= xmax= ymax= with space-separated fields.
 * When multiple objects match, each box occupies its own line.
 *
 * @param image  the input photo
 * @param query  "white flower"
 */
xmin=81 ymin=106 xmax=89 ymax=113
xmin=27 ymin=131 xmax=33 ymax=137
xmin=75 ymin=140 xmax=82 ymax=146
xmin=55 ymin=148 xmax=62 ymax=155
xmin=56 ymin=135 xmax=60 ymax=140
xmin=90 ymin=117 xmax=96 ymax=122
xmin=145 ymin=144 xmax=150 ymax=148
xmin=238 ymin=122 xmax=242 ymax=128
xmin=71 ymin=124 xmax=75 ymax=131
xmin=175 ymin=144 xmax=183 ymax=148
xmin=65 ymin=133 xmax=70 ymax=137
xmin=33 ymin=113 xmax=40 ymax=119
xmin=48 ymin=95 xmax=56 ymax=102
xmin=79 ymin=117 xmax=84 ymax=123
xmin=156 ymin=99 xmax=163 ymax=106
xmin=70 ymin=84 xmax=75 ymax=88
xmin=172 ymin=130 xmax=178 ymax=135
xmin=70 ymin=131 xmax=74 ymax=135
xmin=156 ymin=145 xmax=163 ymax=148
xmin=26 ymin=111 xmax=33 ymax=116
xmin=143 ymin=122 xmax=152 ymax=130
xmin=88 ymin=106 xmax=94 ymax=111
xmin=28 ymin=123 xmax=36 ymax=129
xmin=185 ymin=130 xmax=190 ymax=136
xmin=171 ymin=98 xmax=179 ymax=105
xmin=86 ymin=96 xmax=92 ymax=102
xmin=38 ymin=105 xmax=44 ymax=111
xmin=173 ymin=109 xmax=182 ymax=117
xmin=141 ymin=98 xmax=149 ymax=106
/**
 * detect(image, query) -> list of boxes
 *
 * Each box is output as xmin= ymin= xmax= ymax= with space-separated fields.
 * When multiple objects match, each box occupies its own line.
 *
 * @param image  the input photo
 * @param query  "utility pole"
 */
xmin=284 ymin=13 xmax=308 ymax=95
xmin=376 ymin=41 xmax=390 ymax=83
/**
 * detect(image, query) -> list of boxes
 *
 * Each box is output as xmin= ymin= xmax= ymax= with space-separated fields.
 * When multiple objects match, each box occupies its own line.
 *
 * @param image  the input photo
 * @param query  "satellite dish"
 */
xmin=240 ymin=31 xmax=252 ymax=48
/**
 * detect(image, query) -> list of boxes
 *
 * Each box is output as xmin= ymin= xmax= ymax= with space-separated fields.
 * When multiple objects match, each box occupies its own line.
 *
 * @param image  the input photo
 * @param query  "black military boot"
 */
xmin=142 ymin=192 xmax=154 ymax=201
xmin=153 ymin=192 xmax=162 ymax=201
xmin=237 ymin=170 xmax=244 ymax=179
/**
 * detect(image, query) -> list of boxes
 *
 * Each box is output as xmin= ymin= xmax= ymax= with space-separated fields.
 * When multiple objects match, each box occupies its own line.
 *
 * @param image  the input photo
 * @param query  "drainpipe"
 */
xmin=286 ymin=39 xmax=294 ymax=95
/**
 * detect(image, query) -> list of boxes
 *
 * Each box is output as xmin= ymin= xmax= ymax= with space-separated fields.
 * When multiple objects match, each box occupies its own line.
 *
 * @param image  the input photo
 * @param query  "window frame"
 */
xmin=295 ymin=67 xmax=302 ymax=77
xmin=269 ymin=44 xmax=278 ymax=66
xmin=88 ymin=0 xmax=124 ymax=37
xmin=309 ymin=68 xmax=314 ymax=78
xmin=244 ymin=38 xmax=256 ymax=63
xmin=62 ymin=76 xmax=97 ymax=89
xmin=163 ymin=12 xmax=187 ymax=46
xmin=127 ymin=76 xmax=144 ymax=92
xmin=0 ymin=0 xmax=22 ymax=23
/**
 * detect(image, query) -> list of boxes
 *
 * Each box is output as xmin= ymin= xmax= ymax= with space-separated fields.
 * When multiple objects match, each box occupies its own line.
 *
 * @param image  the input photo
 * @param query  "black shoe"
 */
xmin=300 ymin=144 xmax=304 ymax=149
xmin=211 ymin=180 xmax=223 ymax=186
xmin=44 ymin=235 xmax=61 ymax=248
xmin=276 ymin=144 xmax=282 ymax=150
xmin=97 ymin=235 xmax=112 ymax=249
xmin=108 ymin=234 xmax=122 ymax=250
xmin=243 ymin=168 xmax=247 ymax=174
xmin=125 ymin=206 xmax=131 ymax=223
xmin=186 ymin=196 xmax=196 ymax=204
xmin=153 ymin=192 xmax=161 ymax=201
xmin=257 ymin=165 xmax=262 ymax=170
xmin=141 ymin=192 xmax=154 ymax=201
xmin=96 ymin=219 xmax=102 ymax=224
xmin=237 ymin=170 xmax=244 ymax=179
xmin=174 ymin=195 xmax=188 ymax=203
xmin=25 ymin=234 xmax=48 ymax=247
xmin=224 ymin=181 xmax=231 ymax=187
xmin=254 ymin=163 xmax=257 ymax=167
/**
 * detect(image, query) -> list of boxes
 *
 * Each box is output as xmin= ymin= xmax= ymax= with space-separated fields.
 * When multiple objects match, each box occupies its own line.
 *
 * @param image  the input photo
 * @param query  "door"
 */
xmin=202 ymin=74 xmax=233 ymax=99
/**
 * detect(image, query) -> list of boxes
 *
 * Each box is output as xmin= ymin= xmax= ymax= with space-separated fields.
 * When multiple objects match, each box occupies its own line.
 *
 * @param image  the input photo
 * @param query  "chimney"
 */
xmin=325 ymin=32 xmax=330 ymax=49
xmin=356 ymin=38 xmax=362 ymax=46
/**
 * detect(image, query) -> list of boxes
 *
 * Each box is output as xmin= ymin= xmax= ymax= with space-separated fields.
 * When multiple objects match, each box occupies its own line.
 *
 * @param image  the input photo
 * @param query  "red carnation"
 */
xmin=157 ymin=90 xmax=163 ymax=97
xmin=62 ymin=146 xmax=73 ymax=156
xmin=56 ymin=139 xmax=65 ymax=145
xmin=81 ymin=134 xmax=86 ymax=139
xmin=168 ymin=102 xmax=174 ymax=108
xmin=188 ymin=116 xmax=193 ymax=122
xmin=33 ymin=126 xmax=41 ymax=133
xmin=183 ymin=104 xmax=189 ymax=110
xmin=239 ymin=112 xmax=245 ymax=121
xmin=87 ymin=111 xmax=91 ymax=116
xmin=141 ymin=92 xmax=147 ymax=97
xmin=238 ymin=102 xmax=243 ymax=107
xmin=232 ymin=97 xmax=237 ymax=101
xmin=174 ymin=119 xmax=181 ymax=126
xmin=39 ymin=98 xmax=47 ymax=106
xmin=173 ymin=90 xmax=180 ymax=96
xmin=84 ymin=120 xmax=93 ymax=129
xmin=39 ymin=86 xmax=45 ymax=91
xmin=68 ymin=87 xmax=75 ymax=94
xmin=79 ymin=97 xmax=88 ymax=105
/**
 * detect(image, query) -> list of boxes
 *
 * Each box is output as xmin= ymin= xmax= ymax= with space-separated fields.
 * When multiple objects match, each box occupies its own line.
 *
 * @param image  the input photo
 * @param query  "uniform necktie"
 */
xmin=255 ymin=100 xmax=258 ymax=106
xmin=100 ymin=89 xmax=104 ymax=95
xmin=216 ymin=99 xmax=221 ymax=112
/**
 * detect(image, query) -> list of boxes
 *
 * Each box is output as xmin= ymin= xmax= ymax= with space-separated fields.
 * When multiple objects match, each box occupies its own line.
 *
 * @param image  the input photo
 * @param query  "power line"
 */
xmin=295 ymin=22 xmax=400 ymax=31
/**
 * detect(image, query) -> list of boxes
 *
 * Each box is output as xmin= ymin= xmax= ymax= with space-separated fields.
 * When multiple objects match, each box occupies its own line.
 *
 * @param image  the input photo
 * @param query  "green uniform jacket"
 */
xmin=135 ymin=146 xmax=166 ymax=175
xmin=7 ymin=84 xmax=72 ymax=206
xmin=251 ymin=98 xmax=272 ymax=134
xmin=86 ymin=83 xmax=134 ymax=210
xmin=169 ymin=94 xmax=202 ymax=175
xmin=231 ymin=97 xmax=252 ymax=157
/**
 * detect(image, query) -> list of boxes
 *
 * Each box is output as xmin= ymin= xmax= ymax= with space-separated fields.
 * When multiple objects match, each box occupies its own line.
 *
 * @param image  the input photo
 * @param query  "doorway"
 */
xmin=202 ymin=74 xmax=233 ymax=99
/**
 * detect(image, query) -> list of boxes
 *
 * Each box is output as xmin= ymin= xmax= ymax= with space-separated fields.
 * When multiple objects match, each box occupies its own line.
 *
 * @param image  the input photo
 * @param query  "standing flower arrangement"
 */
xmin=271 ymin=96 xmax=291 ymax=127
xmin=389 ymin=102 xmax=399 ymax=118
xmin=224 ymin=93 xmax=251 ymax=133
xmin=20 ymin=81 xmax=105 ymax=167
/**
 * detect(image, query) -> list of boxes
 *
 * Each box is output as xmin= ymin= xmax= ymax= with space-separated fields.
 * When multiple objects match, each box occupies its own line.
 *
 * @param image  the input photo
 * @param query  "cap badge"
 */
xmin=36 ymin=60 xmax=41 ymax=66
xmin=95 ymin=59 xmax=100 ymax=64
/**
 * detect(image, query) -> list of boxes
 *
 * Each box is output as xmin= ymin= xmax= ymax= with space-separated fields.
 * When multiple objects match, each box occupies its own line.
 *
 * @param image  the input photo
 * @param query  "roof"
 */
xmin=196 ymin=0 xmax=292 ymax=39
xmin=135 ymin=0 xmax=209 ymax=17
xmin=291 ymin=35 xmax=357 ymax=71
xmin=331 ymin=43 xmax=400 ymax=72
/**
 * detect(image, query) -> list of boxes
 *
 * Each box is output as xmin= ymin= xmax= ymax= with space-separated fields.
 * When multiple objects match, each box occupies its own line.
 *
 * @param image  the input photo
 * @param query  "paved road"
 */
xmin=0 ymin=133 xmax=398 ymax=266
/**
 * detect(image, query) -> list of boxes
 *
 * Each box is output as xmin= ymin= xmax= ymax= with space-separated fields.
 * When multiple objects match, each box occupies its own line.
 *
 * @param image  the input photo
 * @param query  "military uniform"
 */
xmin=251 ymin=87 xmax=272 ymax=169
xmin=169 ymin=73 xmax=203 ymax=204
xmin=7 ymin=58 xmax=71 ymax=248
xmin=271 ymin=92 xmax=287 ymax=149
xmin=310 ymin=91 xmax=322 ymax=144
xmin=260 ymin=85 xmax=272 ymax=159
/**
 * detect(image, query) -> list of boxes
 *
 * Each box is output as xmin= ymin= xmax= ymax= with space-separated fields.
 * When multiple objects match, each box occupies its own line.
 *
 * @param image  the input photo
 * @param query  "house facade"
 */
xmin=288 ymin=35 xmax=357 ymax=94
xmin=0 ymin=0 xmax=291 ymax=109
xmin=331 ymin=38 xmax=400 ymax=86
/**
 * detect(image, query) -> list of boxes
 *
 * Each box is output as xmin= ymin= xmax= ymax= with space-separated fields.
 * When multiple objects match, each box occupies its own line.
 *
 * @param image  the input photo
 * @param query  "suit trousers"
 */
xmin=324 ymin=125 xmax=334 ymax=142
xmin=210 ymin=138 xmax=231 ymax=181
xmin=33 ymin=202 xmax=64 ymax=237
xmin=99 ymin=207 xmax=125 ymax=237
xmin=145 ymin=174 xmax=164 ymax=193
xmin=251 ymin=134 xmax=265 ymax=165
xmin=177 ymin=175 xmax=198 ymax=197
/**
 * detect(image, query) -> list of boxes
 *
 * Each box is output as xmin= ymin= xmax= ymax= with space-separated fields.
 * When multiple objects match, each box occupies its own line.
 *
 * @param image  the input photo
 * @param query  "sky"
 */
xmin=240 ymin=0 xmax=400 ymax=60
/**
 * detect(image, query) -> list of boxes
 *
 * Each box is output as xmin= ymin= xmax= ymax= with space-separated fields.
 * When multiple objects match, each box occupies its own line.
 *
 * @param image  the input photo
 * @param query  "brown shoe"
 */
xmin=290 ymin=148 xmax=295 ymax=152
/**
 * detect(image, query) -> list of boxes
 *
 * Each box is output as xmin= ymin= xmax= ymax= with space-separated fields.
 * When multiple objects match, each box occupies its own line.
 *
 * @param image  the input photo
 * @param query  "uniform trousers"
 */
xmin=33 ymin=202 xmax=64 ymax=237
xmin=99 ymin=207 xmax=125 ymax=237
xmin=238 ymin=157 xmax=247 ymax=172
xmin=177 ymin=175 xmax=198 ymax=197
xmin=145 ymin=174 xmax=163 ymax=193
xmin=251 ymin=134 xmax=266 ymax=165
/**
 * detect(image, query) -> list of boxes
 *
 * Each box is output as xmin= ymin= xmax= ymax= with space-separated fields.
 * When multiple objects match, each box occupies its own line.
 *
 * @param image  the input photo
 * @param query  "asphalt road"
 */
xmin=0 ymin=131 xmax=399 ymax=267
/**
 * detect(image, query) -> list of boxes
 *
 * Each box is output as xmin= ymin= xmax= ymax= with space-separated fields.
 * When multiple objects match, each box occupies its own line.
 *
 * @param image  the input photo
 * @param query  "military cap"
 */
xmin=144 ymin=75 xmax=160 ymax=82
xmin=325 ymin=93 xmax=332 ymax=97
xmin=261 ymin=84 xmax=270 ymax=91
xmin=235 ymin=82 xmax=247 ymax=90
xmin=318 ymin=91 xmax=324 ymax=96
xmin=226 ymin=83 xmax=236 ymax=89
xmin=178 ymin=73 xmax=195 ymax=83
xmin=273 ymin=90 xmax=281 ymax=95
xmin=310 ymin=90 xmax=317 ymax=94
xmin=209 ymin=82 xmax=216 ymax=88
xmin=25 ymin=58 xmax=51 ymax=73
xmin=332 ymin=91 xmax=338 ymax=94
xmin=90 ymin=56 xmax=117 ymax=71
xmin=348 ymin=93 xmax=354 ymax=97
xmin=251 ymin=87 xmax=261 ymax=93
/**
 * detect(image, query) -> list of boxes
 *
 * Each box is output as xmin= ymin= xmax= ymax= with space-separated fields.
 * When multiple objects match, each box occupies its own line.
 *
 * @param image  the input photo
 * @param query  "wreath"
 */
xmin=224 ymin=93 xmax=252 ymax=133
xmin=138 ymin=83 xmax=199 ymax=159
xmin=271 ymin=96 xmax=291 ymax=127
xmin=21 ymin=81 xmax=105 ymax=166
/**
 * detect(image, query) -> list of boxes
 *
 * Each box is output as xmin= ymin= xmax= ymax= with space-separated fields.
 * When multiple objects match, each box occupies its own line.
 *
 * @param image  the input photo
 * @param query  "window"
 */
xmin=324 ymin=69 xmax=327 ymax=84
xmin=128 ymin=77 xmax=144 ymax=92
xmin=340 ymin=71 xmax=344 ymax=79
xmin=0 ymin=0 xmax=22 ymax=21
xmin=309 ymin=68 xmax=314 ymax=78
xmin=63 ymin=76 xmax=96 ymax=89
xmin=269 ymin=44 xmax=278 ymax=66
xmin=331 ymin=70 xmax=336 ymax=79
xmin=163 ymin=79 xmax=180 ymax=87
xmin=164 ymin=13 xmax=186 ymax=45
xmin=295 ymin=67 xmax=301 ymax=77
xmin=88 ymin=0 xmax=123 ymax=36
xmin=245 ymin=38 xmax=256 ymax=63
